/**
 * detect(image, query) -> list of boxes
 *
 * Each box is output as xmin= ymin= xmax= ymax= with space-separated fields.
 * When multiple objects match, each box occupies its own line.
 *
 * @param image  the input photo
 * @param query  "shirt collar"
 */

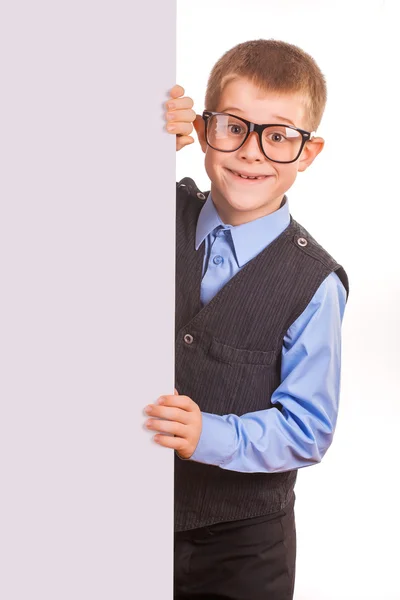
xmin=195 ymin=191 xmax=291 ymax=267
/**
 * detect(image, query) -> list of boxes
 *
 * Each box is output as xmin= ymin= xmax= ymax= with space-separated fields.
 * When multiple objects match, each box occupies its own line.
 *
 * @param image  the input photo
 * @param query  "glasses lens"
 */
xmin=206 ymin=114 xmax=248 ymax=151
xmin=262 ymin=126 xmax=303 ymax=162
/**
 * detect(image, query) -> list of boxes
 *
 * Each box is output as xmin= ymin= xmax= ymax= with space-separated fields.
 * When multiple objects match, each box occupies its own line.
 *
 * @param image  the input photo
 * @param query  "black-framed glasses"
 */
xmin=202 ymin=111 xmax=314 ymax=164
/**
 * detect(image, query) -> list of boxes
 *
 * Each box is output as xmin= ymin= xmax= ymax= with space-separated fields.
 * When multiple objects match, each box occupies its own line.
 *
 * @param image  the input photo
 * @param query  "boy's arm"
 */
xmin=189 ymin=271 xmax=347 ymax=473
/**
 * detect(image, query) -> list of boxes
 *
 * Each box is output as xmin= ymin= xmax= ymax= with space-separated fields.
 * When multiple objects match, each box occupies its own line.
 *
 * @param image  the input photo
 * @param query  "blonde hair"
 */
xmin=205 ymin=39 xmax=327 ymax=131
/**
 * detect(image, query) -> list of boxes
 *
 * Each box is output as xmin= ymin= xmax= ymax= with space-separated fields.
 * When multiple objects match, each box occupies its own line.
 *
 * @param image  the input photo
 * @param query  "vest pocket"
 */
xmin=209 ymin=337 xmax=275 ymax=366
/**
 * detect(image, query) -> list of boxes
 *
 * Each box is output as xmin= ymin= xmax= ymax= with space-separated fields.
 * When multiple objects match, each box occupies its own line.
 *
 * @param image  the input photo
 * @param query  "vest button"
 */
xmin=184 ymin=334 xmax=194 ymax=344
xmin=197 ymin=192 xmax=206 ymax=200
xmin=297 ymin=237 xmax=308 ymax=247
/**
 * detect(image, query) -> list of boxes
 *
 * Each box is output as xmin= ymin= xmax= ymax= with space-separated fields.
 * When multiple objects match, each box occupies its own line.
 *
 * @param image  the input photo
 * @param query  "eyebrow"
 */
xmin=220 ymin=107 xmax=296 ymax=127
xmin=273 ymin=116 xmax=296 ymax=127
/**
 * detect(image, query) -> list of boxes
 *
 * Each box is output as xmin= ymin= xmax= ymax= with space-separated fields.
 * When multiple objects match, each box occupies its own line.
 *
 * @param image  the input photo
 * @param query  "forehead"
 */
xmin=216 ymin=77 xmax=308 ymax=129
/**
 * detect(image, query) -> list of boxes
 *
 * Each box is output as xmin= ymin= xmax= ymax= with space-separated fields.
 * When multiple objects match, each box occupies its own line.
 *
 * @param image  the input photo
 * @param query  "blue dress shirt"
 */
xmin=189 ymin=192 xmax=347 ymax=473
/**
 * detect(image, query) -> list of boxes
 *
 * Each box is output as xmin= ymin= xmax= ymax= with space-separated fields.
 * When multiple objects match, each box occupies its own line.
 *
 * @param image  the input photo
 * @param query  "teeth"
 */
xmin=232 ymin=171 xmax=266 ymax=180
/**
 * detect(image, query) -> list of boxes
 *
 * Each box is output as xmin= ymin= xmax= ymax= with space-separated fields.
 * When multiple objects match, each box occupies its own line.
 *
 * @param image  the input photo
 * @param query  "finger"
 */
xmin=154 ymin=434 xmax=188 ymax=452
xmin=168 ymin=84 xmax=185 ymax=99
xmin=158 ymin=394 xmax=193 ymax=411
xmin=166 ymin=108 xmax=196 ymax=125
xmin=176 ymin=136 xmax=194 ymax=151
xmin=165 ymin=96 xmax=194 ymax=111
xmin=146 ymin=418 xmax=187 ymax=437
xmin=146 ymin=405 xmax=191 ymax=424
xmin=166 ymin=122 xmax=194 ymax=136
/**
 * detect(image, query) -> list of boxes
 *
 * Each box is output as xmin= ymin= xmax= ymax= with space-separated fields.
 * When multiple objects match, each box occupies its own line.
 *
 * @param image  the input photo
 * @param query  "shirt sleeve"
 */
xmin=190 ymin=271 xmax=348 ymax=473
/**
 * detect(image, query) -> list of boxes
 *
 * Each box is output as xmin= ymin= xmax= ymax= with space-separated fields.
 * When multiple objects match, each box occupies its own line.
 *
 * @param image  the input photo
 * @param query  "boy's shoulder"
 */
xmin=290 ymin=221 xmax=349 ymax=297
xmin=176 ymin=177 xmax=207 ymax=201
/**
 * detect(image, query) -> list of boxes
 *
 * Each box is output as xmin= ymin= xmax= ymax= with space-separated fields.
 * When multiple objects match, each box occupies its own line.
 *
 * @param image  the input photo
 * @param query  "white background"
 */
xmin=177 ymin=1 xmax=400 ymax=598
xmin=0 ymin=2 xmax=175 ymax=598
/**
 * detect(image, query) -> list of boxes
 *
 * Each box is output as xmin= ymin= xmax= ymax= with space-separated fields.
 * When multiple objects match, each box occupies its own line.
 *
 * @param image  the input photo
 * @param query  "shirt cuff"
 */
xmin=190 ymin=412 xmax=236 ymax=466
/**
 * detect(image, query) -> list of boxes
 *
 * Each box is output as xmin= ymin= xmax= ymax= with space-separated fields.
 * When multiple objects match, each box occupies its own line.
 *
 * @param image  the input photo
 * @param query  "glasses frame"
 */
xmin=202 ymin=110 xmax=315 ymax=164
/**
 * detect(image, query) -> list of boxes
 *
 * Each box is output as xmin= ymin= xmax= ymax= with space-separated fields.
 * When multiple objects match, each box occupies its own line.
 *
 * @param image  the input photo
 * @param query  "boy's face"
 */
xmin=194 ymin=78 xmax=324 ymax=226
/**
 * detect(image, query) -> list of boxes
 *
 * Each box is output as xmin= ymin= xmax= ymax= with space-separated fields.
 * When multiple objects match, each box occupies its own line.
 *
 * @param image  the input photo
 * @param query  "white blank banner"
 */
xmin=0 ymin=2 xmax=175 ymax=598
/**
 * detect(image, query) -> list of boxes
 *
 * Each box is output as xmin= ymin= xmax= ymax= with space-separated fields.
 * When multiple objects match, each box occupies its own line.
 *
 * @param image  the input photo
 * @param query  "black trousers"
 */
xmin=174 ymin=493 xmax=296 ymax=600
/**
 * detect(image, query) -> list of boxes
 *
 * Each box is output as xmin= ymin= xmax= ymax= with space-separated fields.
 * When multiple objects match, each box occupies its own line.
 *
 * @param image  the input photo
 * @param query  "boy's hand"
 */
xmin=165 ymin=85 xmax=197 ymax=151
xmin=144 ymin=390 xmax=202 ymax=459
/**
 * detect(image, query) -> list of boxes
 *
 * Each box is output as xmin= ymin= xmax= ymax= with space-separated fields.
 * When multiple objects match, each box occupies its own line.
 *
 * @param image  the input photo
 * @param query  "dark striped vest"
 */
xmin=174 ymin=177 xmax=349 ymax=532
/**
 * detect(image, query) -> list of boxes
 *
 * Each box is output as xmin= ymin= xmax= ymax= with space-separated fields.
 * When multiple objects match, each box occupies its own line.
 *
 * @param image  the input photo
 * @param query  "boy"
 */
xmin=144 ymin=39 xmax=349 ymax=599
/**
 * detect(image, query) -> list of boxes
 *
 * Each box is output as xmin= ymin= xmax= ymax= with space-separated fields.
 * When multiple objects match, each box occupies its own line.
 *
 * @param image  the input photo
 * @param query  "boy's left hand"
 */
xmin=144 ymin=391 xmax=202 ymax=460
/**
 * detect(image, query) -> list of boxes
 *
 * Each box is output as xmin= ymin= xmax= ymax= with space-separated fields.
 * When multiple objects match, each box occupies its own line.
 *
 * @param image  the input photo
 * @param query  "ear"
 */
xmin=297 ymin=136 xmax=325 ymax=172
xmin=193 ymin=114 xmax=207 ymax=154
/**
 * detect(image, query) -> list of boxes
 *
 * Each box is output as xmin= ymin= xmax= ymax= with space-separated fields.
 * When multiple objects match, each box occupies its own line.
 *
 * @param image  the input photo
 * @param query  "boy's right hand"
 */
xmin=165 ymin=85 xmax=197 ymax=151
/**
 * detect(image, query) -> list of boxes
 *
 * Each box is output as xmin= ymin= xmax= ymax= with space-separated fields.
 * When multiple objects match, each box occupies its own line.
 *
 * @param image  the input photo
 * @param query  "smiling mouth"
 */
xmin=228 ymin=169 xmax=271 ymax=181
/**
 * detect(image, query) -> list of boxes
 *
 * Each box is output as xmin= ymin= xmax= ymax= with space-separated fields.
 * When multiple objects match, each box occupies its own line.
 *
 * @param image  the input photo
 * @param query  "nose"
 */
xmin=237 ymin=131 xmax=265 ymax=162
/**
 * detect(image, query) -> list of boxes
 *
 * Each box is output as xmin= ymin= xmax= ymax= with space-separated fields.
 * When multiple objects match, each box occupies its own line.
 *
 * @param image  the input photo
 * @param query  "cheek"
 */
xmin=204 ymin=150 xmax=222 ymax=178
xmin=277 ymin=165 xmax=298 ymax=186
xmin=203 ymin=154 xmax=213 ymax=182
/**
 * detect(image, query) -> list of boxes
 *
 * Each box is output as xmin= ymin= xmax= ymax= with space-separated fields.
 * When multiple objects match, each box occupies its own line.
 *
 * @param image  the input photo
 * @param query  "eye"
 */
xmin=228 ymin=124 xmax=245 ymax=135
xmin=269 ymin=132 xmax=286 ymax=143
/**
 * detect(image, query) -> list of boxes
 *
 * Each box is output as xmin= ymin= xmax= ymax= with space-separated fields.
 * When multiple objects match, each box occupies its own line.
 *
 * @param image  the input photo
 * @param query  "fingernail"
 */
xmin=157 ymin=396 xmax=165 ymax=405
xmin=144 ymin=405 xmax=152 ymax=414
xmin=166 ymin=113 xmax=175 ymax=121
xmin=166 ymin=124 xmax=176 ymax=132
xmin=167 ymin=102 xmax=175 ymax=109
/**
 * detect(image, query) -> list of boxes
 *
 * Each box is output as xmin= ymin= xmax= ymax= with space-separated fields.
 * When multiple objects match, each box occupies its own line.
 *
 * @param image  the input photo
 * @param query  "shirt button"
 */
xmin=213 ymin=255 xmax=223 ymax=265
xmin=184 ymin=334 xmax=194 ymax=344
